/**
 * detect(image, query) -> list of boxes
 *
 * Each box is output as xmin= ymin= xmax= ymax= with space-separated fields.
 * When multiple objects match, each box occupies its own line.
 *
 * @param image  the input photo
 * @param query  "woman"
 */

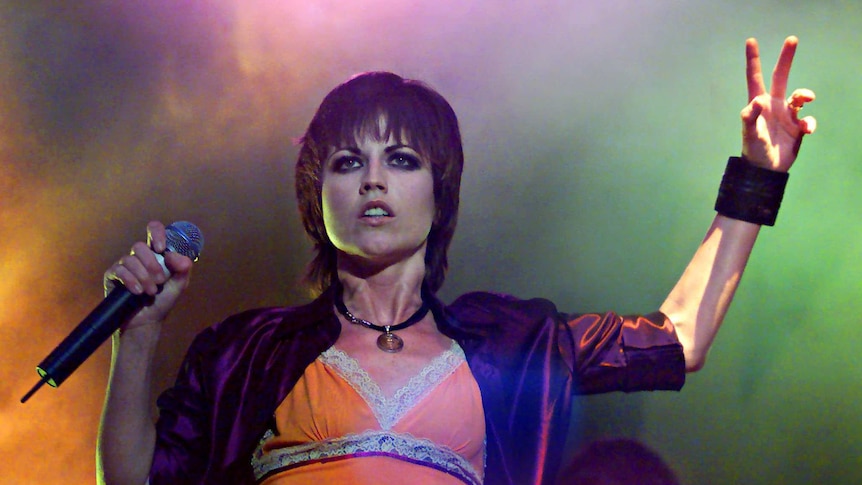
xmin=97 ymin=36 xmax=816 ymax=484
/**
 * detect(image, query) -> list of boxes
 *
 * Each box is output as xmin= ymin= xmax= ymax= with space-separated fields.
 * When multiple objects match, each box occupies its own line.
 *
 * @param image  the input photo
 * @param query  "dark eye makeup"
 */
xmin=327 ymin=146 xmax=425 ymax=173
xmin=330 ymin=154 xmax=362 ymax=173
xmin=387 ymin=152 xmax=422 ymax=170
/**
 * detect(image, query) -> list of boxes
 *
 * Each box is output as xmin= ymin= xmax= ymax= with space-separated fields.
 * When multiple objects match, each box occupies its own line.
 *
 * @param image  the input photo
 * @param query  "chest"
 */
xmin=333 ymin=319 xmax=453 ymax=397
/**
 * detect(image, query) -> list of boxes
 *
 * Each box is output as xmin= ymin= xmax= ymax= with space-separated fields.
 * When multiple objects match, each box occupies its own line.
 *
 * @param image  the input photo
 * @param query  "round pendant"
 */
xmin=377 ymin=332 xmax=404 ymax=353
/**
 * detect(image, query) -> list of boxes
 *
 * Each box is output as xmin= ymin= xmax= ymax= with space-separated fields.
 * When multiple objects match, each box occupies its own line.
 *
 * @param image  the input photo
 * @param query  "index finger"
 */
xmin=146 ymin=221 xmax=167 ymax=253
xmin=746 ymin=37 xmax=766 ymax=101
xmin=770 ymin=35 xmax=798 ymax=99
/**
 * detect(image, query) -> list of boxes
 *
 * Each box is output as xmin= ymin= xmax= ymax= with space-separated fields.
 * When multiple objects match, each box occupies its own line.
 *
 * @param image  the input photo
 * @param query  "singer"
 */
xmin=97 ymin=36 xmax=816 ymax=485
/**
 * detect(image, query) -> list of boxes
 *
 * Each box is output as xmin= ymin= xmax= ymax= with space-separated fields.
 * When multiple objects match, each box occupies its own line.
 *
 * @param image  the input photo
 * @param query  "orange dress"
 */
xmin=251 ymin=341 xmax=486 ymax=484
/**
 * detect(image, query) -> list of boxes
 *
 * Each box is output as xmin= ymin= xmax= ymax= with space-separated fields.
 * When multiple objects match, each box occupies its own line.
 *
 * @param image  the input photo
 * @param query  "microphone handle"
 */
xmin=25 ymin=286 xmax=151 ymax=399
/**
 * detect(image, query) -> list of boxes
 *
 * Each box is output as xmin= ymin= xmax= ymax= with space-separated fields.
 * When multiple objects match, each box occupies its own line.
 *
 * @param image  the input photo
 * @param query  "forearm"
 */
xmin=659 ymin=214 xmax=760 ymax=372
xmin=97 ymin=326 xmax=161 ymax=485
xmin=661 ymin=34 xmax=816 ymax=370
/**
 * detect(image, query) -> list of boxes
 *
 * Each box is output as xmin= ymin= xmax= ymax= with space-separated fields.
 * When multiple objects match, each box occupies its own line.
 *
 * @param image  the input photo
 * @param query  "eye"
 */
xmin=388 ymin=152 xmax=422 ymax=170
xmin=331 ymin=155 xmax=363 ymax=173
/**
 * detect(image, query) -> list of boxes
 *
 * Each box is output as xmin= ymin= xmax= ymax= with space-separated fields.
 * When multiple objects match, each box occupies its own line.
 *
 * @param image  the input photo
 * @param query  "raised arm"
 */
xmin=97 ymin=221 xmax=193 ymax=485
xmin=660 ymin=36 xmax=816 ymax=372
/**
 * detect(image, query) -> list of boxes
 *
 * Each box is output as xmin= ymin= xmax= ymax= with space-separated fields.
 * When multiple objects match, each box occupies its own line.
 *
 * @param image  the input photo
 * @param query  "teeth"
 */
xmin=364 ymin=207 xmax=389 ymax=217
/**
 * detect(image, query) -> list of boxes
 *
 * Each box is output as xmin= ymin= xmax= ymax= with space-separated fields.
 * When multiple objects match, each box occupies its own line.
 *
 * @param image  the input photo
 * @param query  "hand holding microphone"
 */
xmin=106 ymin=221 xmax=200 ymax=333
xmin=20 ymin=221 xmax=203 ymax=403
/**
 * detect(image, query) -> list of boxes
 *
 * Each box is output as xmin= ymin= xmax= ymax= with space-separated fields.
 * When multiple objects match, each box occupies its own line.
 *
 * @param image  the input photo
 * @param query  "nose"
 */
xmin=359 ymin=158 xmax=387 ymax=194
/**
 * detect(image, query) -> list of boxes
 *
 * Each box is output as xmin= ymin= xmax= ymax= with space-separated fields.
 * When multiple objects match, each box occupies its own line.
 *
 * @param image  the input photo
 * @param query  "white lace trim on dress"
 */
xmin=251 ymin=429 xmax=482 ymax=485
xmin=319 ymin=340 xmax=466 ymax=430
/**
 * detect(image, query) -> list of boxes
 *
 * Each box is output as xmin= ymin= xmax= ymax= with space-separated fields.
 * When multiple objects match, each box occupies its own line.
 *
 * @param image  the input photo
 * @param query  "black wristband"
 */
xmin=714 ymin=156 xmax=788 ymax=226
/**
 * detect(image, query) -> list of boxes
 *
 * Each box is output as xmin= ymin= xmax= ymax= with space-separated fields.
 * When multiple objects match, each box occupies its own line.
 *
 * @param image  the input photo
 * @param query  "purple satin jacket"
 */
xmin=150 ymin=287 xmax=685 ymax=484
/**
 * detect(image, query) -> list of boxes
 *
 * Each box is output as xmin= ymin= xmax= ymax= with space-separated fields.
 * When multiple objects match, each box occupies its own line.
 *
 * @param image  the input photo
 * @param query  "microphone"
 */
xmin=20 ymin=221 xmax=204 ymax=403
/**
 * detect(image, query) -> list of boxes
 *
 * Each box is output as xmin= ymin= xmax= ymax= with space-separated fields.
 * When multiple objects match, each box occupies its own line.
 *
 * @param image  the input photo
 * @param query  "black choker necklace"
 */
xmin=334 ymin=284 xmax=429 ymax=353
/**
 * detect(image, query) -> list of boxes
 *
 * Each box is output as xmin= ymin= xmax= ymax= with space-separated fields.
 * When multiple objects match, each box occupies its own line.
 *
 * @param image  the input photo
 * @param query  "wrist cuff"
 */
xmin=714 ymin=156 xmax=788 ymax=226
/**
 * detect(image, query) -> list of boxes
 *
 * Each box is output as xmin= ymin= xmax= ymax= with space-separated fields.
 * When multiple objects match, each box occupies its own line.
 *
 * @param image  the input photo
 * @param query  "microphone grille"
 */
xmin=165 ymin=221 xmax=204 ymax=261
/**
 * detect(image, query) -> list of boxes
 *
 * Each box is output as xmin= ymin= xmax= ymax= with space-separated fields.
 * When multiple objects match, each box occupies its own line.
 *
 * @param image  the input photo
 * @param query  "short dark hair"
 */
xmin=295 ymin=72 xmax=464 ymax=295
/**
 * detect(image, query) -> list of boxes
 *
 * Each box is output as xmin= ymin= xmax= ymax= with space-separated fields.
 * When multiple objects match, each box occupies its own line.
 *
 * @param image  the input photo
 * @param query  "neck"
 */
xmin=335 ymin=252 xmax=427 ymax=327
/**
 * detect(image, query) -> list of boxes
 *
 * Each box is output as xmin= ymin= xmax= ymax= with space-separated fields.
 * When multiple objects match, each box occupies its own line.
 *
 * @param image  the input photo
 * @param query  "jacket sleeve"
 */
xmin=149 ymin=327 xmax=215 ymax=484
xmin=557 ymin=310 xmax=686 ymax=394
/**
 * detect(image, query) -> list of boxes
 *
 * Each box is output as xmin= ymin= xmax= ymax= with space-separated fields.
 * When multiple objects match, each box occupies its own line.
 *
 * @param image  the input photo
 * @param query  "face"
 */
xmin=321 ymin=132 xmax=436 ymax=269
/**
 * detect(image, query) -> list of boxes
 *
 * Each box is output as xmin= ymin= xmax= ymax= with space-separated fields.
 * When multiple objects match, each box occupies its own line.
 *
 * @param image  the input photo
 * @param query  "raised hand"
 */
xmin=741 ymin=35 xmax=816 ymax=171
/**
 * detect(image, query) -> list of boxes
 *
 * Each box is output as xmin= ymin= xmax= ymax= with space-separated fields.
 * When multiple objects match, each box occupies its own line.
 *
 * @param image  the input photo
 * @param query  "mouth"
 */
xmin=361 ymin=201 xmax=393 ymax=219
xmin=364 ymin=207 xmax=390 ymax=217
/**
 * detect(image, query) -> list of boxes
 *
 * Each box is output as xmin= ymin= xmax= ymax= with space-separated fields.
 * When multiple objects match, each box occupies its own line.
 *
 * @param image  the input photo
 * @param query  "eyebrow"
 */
xmin=331 ymin=143 xmax=416 ymax=156
xmin=385 ymin=143 xmax=415 ymax=153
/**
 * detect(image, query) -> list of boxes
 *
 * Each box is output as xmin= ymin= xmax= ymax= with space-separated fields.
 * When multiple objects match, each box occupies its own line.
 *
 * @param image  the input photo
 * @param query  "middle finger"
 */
xmin=770 ymin=36 xmax=798 ymax=99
